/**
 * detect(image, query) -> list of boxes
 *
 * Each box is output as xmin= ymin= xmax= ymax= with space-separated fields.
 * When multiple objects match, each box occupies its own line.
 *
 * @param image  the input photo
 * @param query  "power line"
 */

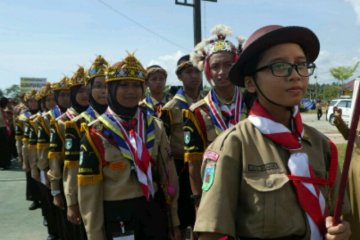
xmin=97 ymin=0 xmax=190 ymax=52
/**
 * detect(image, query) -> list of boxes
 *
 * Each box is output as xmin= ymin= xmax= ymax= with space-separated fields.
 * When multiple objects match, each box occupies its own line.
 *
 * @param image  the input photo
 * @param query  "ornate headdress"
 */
xmin=190 ymin=24 xmax=241 ymax=80
xmin=52 ymin=76 xmax=71 ymax=91
xmin=86 ymin=55 xmax=109 ymax=85
xmin=106 ymin=53 xmax=146 ymax=83
xmin=24 ymin=89 xmax=38 ymax=102
xmin=68 ymin=66 xmax=87 ymax=88
xmin=35 ymin=83 xmax=53 ymax=100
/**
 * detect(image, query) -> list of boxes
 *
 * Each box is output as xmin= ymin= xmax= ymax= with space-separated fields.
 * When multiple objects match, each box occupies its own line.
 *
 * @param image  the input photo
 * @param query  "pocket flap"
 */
xmin=244 ymin=172 xmax=289 ymax=192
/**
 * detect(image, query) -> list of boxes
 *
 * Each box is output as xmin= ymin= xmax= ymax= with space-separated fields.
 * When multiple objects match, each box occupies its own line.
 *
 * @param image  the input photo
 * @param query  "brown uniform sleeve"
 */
xmin=22 ymin=119 xmax=31 ymax=170
xmin=63 ymin=120 xmax=82 ymax=207
xmin=194 ymin=128 xmax=241 ymax=238
xmin=28 ymin=120 xmax=39 ymax=179
xmin=36 ymin=116 xmax=50 ymax=170
xmin=47 ymin=118 xmax=65 ymax=192
xmin=157 ymin=125 xmax=180 ymax=227
xmin=78 ymin=124 xmax=106 ymax=240
xmin=334 ymin=115 xmax=349 ymax=140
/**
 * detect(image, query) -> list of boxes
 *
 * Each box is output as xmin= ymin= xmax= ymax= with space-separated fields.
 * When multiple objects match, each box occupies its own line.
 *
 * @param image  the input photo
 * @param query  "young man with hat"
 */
xmin=194 ymin=25 xmax=351 ymax=240
xmin=160 ymin=54 xmax=202 ymax=238
xmin=142 ymin=64 xmax=170 ymax=117
xmin=183 ymin=24 xmax=244 ymax=209
xmin=48 ymin=67 xmax=89 ymax=240
xmin=77 ymin=53 xmax=180 ymax=240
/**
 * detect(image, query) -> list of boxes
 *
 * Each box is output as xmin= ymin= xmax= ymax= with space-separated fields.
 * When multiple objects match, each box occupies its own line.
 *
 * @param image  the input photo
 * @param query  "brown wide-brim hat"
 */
xmin=229 ymin=25 xmax=320 ymax=87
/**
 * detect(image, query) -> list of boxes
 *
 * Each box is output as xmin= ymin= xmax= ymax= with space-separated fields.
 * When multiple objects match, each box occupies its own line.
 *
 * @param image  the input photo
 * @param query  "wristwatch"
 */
xmin=51 ymin=190 xmax=61 ymax=197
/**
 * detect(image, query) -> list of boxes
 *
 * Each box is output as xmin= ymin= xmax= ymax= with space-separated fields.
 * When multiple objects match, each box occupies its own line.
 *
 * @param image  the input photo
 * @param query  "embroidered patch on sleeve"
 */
xmin=203 ymin=150 xmax=219 ymax=162
xmin=184 ymin=131 xmax=191 ymax=145
xmin=202 ymin=162 xmax=216 ymax=191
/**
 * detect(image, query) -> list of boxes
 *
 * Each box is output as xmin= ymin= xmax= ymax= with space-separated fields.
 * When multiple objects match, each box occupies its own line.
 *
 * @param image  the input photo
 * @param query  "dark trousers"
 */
xmin=25 ymin=171 xmax=41 ymax=202
xmin=0 ymin=127 xmax=12 ymax=168
xmin=104 ymin=195 xmax=168 ymax=240
xmin=177 ymin=164 xmax=195 ymax=230
xmin=317 ymin=109 xmax=323 ymax=120
xmin=38 ymin=182 xmax=60 ymax=237
xmin=56 ymin=183 xmax=87 ymax=240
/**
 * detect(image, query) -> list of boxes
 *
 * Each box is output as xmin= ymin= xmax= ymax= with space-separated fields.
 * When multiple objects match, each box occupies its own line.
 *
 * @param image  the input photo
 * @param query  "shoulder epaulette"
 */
xmin=189 ymin=99 xmax=206 ymax=112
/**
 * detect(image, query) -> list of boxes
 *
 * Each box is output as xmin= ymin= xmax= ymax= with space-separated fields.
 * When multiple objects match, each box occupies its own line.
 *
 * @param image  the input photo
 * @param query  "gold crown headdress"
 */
xmin=106 ymin=53 xmax=146 ymax=83
xmin=24 ymin=89 xmax=38 ymax=102
xmin=52 ymin=76 xmax=71 ymax=91
xmin=68 ymin=66 xmax=87 ymax=87
xmin=35 ymin=83 xmax=53 ymax=100
xmin=86 ymin=55 xmax=109 ymax=85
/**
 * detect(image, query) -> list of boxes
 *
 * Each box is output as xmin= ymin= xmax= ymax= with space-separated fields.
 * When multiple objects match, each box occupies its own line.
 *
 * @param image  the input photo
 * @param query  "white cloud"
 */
xmin=345 ymin=0 xmax=360 ymax=24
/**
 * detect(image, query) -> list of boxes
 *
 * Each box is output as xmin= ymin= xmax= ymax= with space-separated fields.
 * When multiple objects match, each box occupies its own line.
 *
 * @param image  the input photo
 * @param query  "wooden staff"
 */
xmin=333 ymin=85 xmax=360 ymax=225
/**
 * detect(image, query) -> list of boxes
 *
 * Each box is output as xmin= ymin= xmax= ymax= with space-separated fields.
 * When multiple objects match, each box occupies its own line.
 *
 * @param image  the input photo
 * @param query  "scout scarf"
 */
xmin=204 ymin=87 xmax=242 ymax=135
xmin=49 ymin=105 xmax=62 ymax=119
xmin=99 ymin=108 xmax=155 ymax=200
xmin=173 ymin=88 xmax=189 ymax=109
xmin=81 ymin=105 xmax=98 ymax=123
xmin=65 ymin=107 xmax=79 ymax=120
xmin=144 ymin=95 xmax=163 ymax=117
xmin=248 ymin=100 xmax=337 ymax=240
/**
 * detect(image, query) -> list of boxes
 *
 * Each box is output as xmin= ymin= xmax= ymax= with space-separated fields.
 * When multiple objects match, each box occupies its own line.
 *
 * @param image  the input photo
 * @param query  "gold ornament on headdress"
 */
xmin=52 ymin=76 xmax=71 ymax=91
xmin=191 ymin=24 xmax=237 ymax=71
xmin=24 ymin=89 xmax=38 ymax=102
xmin=106 ymin=53 xmax=146 ymax=83
xmin=86 ymin=55 xmax=109 ymax=85
xmin=69 ymin=66 xmax=87 ymax=88
xmin=36 ymin=82 xmax=54 ymax=100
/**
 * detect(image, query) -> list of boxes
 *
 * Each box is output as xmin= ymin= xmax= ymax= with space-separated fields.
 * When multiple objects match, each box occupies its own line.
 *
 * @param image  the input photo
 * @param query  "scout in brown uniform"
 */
xmin=37 ymin=78 xmax=70 ymax=240
xmin=194 ymin=25 xmax=351 ymax=240
xmin=142 ymin=65 xmax=170 ymax=117
xmin=183 ymin=24 xmax=244 ymax=207
xmin=27 ymin=83 xmax=60 ymax=239
xmin=63 ymin=55 xmax=108 ymax=235
xmin=160 ymin=54 xmax=202 ymax=237
xmin=15 ymin=90 xmax=42 ymax=210
xmin=78 ymin=53 xmax=181 ymax=240
xmin=48 ymin=68 xmax=89 ymax=240
xmin=334 ymin=108 xmax=360 ymax=240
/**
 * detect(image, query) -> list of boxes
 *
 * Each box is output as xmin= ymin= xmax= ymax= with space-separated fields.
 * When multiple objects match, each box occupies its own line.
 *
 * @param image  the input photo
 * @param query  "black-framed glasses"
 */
xmin=255 ymin=62 xmax=316 ymax=77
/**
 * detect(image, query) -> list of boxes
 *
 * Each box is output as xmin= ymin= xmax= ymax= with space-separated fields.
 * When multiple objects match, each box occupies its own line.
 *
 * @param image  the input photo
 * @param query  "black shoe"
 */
xmin=28 ymin=201 xmax=40 ymax=210
xmin=46 ymin=234 xmax=58 ymax=240
xmin=43 ymin=217 xmax=48 ymax=226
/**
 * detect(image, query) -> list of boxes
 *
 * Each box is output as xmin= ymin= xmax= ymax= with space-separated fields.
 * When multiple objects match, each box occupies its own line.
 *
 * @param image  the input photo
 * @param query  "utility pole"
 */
xmin=175 ymin=0 xmax=217 ymax=46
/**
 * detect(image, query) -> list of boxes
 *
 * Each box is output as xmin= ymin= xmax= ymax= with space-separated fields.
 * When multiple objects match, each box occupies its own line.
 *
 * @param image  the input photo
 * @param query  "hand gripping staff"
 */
xmin=333 ymin=85 xmax=360 ymax=225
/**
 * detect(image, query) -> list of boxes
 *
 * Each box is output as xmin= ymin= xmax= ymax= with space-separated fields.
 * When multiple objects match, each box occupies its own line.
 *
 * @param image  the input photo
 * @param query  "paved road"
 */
xmin=0 ymin=113 xmax=346 ymax=240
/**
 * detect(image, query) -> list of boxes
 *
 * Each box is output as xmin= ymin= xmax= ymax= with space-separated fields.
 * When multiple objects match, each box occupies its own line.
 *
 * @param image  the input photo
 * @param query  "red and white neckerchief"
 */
xmin=65 ymin=108 xmax=78 ymax=120
xmin=204 ymin=87 xmax=242 ymax=135
xmin=248 ymin=100 xmax=336 ymax=240
xmin=106 ymin=108 xmax=155 ymax=200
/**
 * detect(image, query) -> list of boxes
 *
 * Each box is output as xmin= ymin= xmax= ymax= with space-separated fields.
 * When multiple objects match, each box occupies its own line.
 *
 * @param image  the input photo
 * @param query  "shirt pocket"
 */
xmin=242 ymin=172 xmax=294 ymax=235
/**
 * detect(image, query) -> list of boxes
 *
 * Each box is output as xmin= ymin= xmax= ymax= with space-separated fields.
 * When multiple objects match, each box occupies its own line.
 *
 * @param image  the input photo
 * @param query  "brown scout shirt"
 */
xmin=77 ymin=114 xmax=180 ymax=240
xmin=195 ymin=119 xmax=348 ymax=239
xmin=47 ymin=107 xmax=79 ymax=192
xmin=161 ymin=94 xmax=200 ymax=160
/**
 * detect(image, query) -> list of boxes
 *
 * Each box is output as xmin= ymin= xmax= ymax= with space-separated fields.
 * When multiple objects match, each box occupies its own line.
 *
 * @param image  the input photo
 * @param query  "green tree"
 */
xmin=4 ymin=84 xmax=20 ymax=100
xmin=330 ymin=61 xmax=360 ymax=94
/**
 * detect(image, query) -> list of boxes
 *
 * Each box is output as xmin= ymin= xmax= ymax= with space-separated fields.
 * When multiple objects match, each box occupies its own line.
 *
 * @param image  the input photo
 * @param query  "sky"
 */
xmin=1 ymin=0 xmax=360 ymax=91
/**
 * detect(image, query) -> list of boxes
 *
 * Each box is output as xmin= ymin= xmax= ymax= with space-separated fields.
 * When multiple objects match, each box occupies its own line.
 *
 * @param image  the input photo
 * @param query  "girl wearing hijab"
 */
xmin=78 ymin=53 xmax=181 ymax=240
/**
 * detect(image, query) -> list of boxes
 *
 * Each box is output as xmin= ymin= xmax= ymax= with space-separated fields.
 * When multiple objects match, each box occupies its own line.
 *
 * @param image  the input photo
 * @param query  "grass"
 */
xmin=336 ymin=143 xmax=347 ymax=168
